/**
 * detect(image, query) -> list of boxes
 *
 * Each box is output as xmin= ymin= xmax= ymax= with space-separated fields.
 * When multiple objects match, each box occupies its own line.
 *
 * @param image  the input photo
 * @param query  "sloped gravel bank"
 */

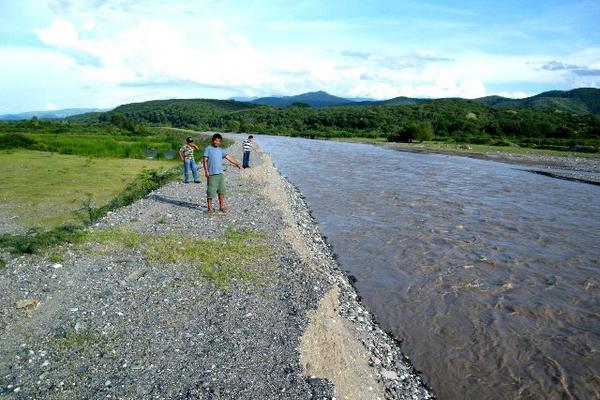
xmin=0 ymin=138 xmax=433 ymax=399
xmin=383 ymin=142 xmax=600 ymax=184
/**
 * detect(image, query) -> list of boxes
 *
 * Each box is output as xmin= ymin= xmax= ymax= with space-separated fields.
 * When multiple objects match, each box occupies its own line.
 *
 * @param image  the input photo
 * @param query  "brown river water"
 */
xmin=256 ymin=135 xmax=600 ymax=400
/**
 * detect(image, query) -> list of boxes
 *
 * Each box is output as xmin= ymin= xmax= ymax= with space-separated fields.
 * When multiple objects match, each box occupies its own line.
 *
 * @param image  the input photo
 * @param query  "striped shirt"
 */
xmin=242 ymin=139 xmax=253 ymax=152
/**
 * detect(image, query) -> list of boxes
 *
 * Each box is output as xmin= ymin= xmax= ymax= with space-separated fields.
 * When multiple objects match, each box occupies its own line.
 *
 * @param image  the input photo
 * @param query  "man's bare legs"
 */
xmin=218 ymin=194 xmax=225 ymax=212
xmin=206 ymin=195 xmax=225 ymax=212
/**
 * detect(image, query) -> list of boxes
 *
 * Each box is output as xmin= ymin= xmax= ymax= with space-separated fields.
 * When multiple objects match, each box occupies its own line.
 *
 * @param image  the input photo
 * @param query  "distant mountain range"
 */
xmin=6 ymin=88 xmax=600 ymax=122
xmin=0 ymin=108 xmax=109 ymax=121
xmin=249 ymin=88 xmax=600 ymax=114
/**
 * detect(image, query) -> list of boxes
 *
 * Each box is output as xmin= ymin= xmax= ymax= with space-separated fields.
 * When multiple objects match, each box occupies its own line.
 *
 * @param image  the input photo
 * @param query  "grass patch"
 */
xmin=0 ymin=224 xmax=83 ymax=255
xmin=0 ymin=165 xmax=179 ymax=255
xmin=0 ymin=259 xmax=5 ymax=269
xmin=53 ymin=330 xmax=98 ymax=350
xmin=48 ymin=251 xmax=64 ymax=263
xmin=82 ymin=227 xmax=271 ymax=287
xmin=0 ymin=150 xmax=175 ymax=229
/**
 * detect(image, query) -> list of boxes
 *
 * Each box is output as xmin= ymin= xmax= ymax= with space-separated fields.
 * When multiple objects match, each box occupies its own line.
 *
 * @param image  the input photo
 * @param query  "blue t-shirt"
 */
xmin=203 ymin=145 xmax=227 ymax=175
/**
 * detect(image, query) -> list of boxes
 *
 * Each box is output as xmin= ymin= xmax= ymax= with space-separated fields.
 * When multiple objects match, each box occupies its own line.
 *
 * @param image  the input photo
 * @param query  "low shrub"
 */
xmin=0 ymin=133 xmax=35 ymax=149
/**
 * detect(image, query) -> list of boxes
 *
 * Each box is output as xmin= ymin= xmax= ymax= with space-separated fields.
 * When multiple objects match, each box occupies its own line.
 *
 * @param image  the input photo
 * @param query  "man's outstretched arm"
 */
xmin=225 ymin=155 xmax=242 ymax=170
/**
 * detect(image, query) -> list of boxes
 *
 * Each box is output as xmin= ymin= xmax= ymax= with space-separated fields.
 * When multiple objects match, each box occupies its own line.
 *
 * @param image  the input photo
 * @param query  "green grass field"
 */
xmin=0 ymin=150 xmax=175 ymax=229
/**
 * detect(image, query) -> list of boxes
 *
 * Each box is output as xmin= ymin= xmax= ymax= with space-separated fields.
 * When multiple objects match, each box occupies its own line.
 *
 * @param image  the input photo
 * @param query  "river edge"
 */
xmin=380 ymin=142 xmax=600 ymax=185
xmin=0 ymin=139 xmax=433 ymax=399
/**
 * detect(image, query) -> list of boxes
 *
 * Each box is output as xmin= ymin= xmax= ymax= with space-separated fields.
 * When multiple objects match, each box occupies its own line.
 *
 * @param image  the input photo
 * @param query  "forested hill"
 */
xmin=251 ymin=91 xmax=353 ymax=108
xmin=67 ymin=96 xmax=600 ymax=151
xmin=475 ymin=88 xmax=600 ymax=114
xmin=248 ymin=88 xmax=600 ymax=114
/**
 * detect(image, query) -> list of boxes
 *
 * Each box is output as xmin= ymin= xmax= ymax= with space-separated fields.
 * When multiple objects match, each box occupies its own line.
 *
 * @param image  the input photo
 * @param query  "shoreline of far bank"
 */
xmin=378 ymin=142 xmax=600 ymax=185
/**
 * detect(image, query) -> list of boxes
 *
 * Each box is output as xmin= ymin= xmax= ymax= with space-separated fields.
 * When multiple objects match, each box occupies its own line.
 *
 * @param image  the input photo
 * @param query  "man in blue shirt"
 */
xmin=202 ymin=133 xmax=242 ymax=212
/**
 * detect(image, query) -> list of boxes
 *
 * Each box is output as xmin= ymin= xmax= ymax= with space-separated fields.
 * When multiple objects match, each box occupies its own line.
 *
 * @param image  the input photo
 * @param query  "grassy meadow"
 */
xmin=0 ymin=150 xmax=174 ymax=229
xmin=0 ymin=122 xmax=236 ymax=255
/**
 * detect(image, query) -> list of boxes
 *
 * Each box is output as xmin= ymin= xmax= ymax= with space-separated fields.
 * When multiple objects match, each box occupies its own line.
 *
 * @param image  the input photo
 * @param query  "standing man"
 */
xmin=202 ymin=133 xmax=242 ymax=212
xmin=178 ymin=137 xmax=201 ymax=183
xmin=242 ymin=135 xmax=254 ymax=168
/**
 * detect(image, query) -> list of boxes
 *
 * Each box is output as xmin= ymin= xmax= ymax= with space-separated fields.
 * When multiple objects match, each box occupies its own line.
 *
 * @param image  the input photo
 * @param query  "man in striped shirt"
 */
xmin=242 ymin=135 xmax=254 ymax=168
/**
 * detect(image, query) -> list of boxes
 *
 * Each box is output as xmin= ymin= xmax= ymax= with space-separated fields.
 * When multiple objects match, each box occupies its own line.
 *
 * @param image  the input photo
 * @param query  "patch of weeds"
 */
xmin=156 ymin=216 xmax=167 ymax=224
xmin=48 ymin=251 xmax=64 ymax=263
xmin=0 ymin=224 xmax=84 ymax=255
xmin=0 ymin=258 xmax=5 ymax=269
xmin=53 ymin=330 xmax=98 ymax=350
xmin=79 ymin=228 xmax=143 ymax=248
xmin=81 ymin=226 xmax=271 ymax=287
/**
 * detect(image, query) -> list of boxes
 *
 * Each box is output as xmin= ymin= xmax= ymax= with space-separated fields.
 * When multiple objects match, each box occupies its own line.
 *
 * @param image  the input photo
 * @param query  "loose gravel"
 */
xmin=0 ymin=138 xmax=433 ymax=399
xmin=383 ymin=143 xmax=600 ymax=184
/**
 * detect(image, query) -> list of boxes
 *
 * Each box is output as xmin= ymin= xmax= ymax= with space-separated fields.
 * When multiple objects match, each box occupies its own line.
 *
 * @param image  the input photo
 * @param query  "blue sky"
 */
xmin=1 ymin=0 xmax=599 ymax=113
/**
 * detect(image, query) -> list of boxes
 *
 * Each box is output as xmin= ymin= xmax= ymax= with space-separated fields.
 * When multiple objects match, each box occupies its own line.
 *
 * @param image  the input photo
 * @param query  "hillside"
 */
xmin=251 ymin=91 xmax=354 ymax=108
xmin=65 ymin=94 xmax=600 ymax=153
xmin=475 ymin=88 xmax=600 ymax=114
xmin=69 ymin=99 xmax=262 ymax=125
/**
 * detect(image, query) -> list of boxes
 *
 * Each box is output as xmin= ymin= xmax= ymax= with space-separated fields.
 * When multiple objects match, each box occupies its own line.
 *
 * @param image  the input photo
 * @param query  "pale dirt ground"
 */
xmin=245 ymin=150 xmax=387 ymax=399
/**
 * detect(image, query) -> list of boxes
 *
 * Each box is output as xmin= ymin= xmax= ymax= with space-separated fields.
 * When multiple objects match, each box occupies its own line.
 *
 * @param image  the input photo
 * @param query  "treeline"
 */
xmin=69 ymin=98 xmax=600 ymax=151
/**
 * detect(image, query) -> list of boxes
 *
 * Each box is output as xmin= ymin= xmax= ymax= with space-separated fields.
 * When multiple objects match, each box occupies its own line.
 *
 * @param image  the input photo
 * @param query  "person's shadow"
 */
xmin=147 ymin=194 xmax=204 ymax=210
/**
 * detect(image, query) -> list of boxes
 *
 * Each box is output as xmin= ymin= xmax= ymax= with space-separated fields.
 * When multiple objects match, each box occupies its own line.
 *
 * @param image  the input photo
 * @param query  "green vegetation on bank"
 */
xmin=0 ymin=120 xmax=237 ymax=255
xmin=68 ymin=97 xmax=600 ymax=152
xmin=0 ymin=150 xmax=175 ymax=229
xmin=80 ymin=227 xmax=271 ymax=287
xmin=0 ymin=155 xmax=179 ymax=254
xmin=0 ymin=119 xmax=223 ymax=160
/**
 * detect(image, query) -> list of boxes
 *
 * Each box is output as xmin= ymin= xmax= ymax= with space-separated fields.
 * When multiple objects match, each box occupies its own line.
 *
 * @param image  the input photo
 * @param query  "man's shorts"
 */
xmin=207 ymin=174 xmax=225 ymax=198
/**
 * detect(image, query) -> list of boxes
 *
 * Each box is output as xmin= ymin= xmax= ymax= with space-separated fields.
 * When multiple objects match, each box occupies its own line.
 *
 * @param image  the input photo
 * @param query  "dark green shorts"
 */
xmin=206 ymin=174 xmax=225 ymax=198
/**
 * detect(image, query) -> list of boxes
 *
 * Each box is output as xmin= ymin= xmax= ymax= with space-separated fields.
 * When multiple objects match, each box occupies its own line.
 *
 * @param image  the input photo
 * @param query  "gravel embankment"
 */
xmin=0 ymin=138 xmax=433 ymax=399
xmin=383 ymin=142 xmax=600 ymax=184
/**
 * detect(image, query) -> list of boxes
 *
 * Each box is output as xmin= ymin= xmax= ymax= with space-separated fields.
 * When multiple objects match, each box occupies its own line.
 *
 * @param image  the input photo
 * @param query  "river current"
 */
xmin=256 ymin=135 xmax=599 ymax=400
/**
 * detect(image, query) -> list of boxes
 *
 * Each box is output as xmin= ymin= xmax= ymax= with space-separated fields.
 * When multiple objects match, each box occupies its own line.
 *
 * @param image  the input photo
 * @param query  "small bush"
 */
xmin=0 ymin=224 xmax=83 ymax=255
xmin=0 ymin=133 xmax=36 ymax=149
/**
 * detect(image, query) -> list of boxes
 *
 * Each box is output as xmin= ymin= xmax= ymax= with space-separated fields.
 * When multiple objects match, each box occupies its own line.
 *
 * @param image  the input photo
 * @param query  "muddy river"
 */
xmin=257 ymin=136 xmax=599 ymax=400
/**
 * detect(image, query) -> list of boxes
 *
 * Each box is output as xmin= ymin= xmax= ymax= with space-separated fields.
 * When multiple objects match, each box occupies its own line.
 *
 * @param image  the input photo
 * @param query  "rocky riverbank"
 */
xmin=383 ymin=142 xmax=600 ymax=185
xmin=0 ymin=138 xmax=433 ymax=399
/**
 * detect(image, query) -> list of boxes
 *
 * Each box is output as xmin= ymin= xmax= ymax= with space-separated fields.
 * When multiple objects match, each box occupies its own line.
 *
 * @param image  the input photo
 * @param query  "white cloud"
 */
xmin=34 ymin=18 xmax=79 ymax=47
xmin=498 ymin=91 xmax=528 ymax=99
xmin=9 ymin=8 xmax=599 ymax=111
